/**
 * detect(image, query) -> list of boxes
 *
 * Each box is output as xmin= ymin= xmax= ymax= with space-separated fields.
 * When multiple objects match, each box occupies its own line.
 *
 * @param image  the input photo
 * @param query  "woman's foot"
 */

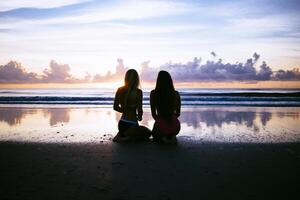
xmin=161 ymin=136 xmax=177 ymax=144
xmin=113 ymin=133 xmax=130 ymax=143
xmin=153 ymin=136 xmax=162 ymax=143
xmin=112 ymin=133 xmax=121 ymax=142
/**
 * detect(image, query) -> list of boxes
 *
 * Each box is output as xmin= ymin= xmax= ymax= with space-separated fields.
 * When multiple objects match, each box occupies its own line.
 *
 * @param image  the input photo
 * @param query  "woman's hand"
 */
xmin=113 ymin=88 xmax=123 ymax=113
xmin=137 ymin=114 xmax=142 ymax=121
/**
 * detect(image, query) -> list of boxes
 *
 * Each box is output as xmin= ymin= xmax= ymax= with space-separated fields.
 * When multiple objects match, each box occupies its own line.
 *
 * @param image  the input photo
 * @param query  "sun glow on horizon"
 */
xmin=0 ymin=81 xmax=300 ymax=89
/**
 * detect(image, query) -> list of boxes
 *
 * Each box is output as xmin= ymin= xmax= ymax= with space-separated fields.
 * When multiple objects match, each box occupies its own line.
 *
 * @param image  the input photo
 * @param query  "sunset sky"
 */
xmin=0 ymin=0 xmax=300 ymax=85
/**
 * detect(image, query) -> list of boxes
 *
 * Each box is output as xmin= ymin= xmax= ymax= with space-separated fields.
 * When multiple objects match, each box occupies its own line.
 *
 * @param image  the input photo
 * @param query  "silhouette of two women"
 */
xmin=113 ymin=69 xmax=181 ymax=144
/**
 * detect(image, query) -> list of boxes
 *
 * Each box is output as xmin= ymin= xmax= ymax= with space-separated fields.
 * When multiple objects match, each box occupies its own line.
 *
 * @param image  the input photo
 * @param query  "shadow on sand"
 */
xmin=0 ymin=140 xmax=299 ymax=200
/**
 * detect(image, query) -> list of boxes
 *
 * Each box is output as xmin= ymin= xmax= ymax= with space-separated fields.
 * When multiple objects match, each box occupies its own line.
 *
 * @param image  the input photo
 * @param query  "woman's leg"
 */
xmin=153 ymin=118 xmax=180 ymax=144
xmin=125 ymin=125 xmax=151 ymax=141
xmin=113 ymin=120 xmax=131 ymax=142
xmin=118 ymin=120 xmax=130 ymax=136
xmin=152 ymin=121 xmax=164 ymax=142
xmin=166 ymin=121 xmax=181 ymax=138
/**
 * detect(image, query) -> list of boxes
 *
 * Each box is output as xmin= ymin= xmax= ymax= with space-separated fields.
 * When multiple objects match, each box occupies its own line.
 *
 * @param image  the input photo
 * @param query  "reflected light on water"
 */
xmin=0 ymin=107 xmax=300 ymax=143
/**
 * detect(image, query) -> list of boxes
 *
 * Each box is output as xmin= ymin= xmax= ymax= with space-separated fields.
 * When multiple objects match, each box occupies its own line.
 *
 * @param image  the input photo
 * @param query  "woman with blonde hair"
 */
xmin=113 ymin=69 xmax=149 ymax=142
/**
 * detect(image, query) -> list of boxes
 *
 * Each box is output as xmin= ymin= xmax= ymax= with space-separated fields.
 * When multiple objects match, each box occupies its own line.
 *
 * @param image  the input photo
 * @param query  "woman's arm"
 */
xmin=137 ymin=89 xmax=143 ymax=121
xmin=113 ymin=88 xmax=122 ymax=113
xmin=150 ymin=90 xmax=158 ymax=120
xmin=175 ymin=91 xmax=181 ymax=118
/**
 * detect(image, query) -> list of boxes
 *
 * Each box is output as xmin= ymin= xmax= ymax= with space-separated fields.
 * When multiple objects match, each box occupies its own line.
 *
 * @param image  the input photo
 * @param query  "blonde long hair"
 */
xmin=124 ymin=69 xmax=140 ymax=106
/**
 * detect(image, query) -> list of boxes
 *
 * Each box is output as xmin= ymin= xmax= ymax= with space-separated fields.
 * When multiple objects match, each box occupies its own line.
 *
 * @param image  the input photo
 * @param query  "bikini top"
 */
xmin=127 ymin=104 xmax=136 ymax=108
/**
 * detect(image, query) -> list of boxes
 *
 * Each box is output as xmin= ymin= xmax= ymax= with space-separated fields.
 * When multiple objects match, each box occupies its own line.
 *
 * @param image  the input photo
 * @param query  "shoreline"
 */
xmin=1 ymin=106 xmax=300 ymax=144
xmin=1 ymin=104 xmax=300 ymax=107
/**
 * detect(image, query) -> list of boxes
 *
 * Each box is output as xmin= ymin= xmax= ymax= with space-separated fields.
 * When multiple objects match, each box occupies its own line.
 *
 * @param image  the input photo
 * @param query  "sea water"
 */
xmin=0 ymin=88 xmax=300 ymax=106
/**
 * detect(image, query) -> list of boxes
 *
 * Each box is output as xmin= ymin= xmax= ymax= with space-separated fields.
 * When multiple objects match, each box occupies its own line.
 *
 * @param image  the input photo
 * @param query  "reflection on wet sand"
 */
xmin=179 ymin=109 xmax=267 ymax=129
xmin=0 ymin=108 xmax=38 ymax=126
xmin=0 ymin=107 xmax=286 ymax=129
xmin=0 ymin=108 xmax=71 ymax=126
xmin=0 ymin=107 xmax=300 ymax=143
xmin=45 ymin=109 xmax=70 ymax=126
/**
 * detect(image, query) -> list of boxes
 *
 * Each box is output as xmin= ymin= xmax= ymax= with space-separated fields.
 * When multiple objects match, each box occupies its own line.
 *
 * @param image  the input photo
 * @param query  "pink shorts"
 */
xmin=155 ymin=116 xmax=180 ymax=136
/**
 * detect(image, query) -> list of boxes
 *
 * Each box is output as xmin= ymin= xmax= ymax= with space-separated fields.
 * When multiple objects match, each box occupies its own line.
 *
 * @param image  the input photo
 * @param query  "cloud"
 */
xmin=0 ymin=1 xmax=190 ymax=28
xmin=0 ymin=61 xmax=39 ymax=83
xmin=140 ymin=53 xmax=300 ymax=82
xmin=256 ymin=61 xmax=273 ymax=80
xmin=42 ymin=60 xmax=78 ymax=83
xmin=140 ymin=60 xmax=157 ymax=81
xmin=1 ymin=1 xmax=299 ymax=74
xmin=0 ymin=60 xmax=79 ymax=83
xmin=211 ymin=51 xmax=216 ymax=57
xmin=0 ymin=0 xmax=91 ymax=11
xmin=253 ymin=52 xmax=260 ymax=62
xmin=1 ymin=53 xmax=300 ymax=84
xmin=93 ymin=58 xmax=128 ymax=82
xmin=274 ymin=68 xmax=300 ymax=80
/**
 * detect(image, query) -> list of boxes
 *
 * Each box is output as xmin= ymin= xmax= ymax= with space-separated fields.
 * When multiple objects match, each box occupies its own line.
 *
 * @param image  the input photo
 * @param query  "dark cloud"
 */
xmin=253 ymin=52 xmax=260 ymax=62
xmin=0 ymin=61 xmax=39 ymax=83
xmin=256 ymin=61 xmax=273 ymax=80
xmin=140 ymin=53 xmax=300 ymax=82
xmin=42 ymin=60 xmax=78 ymax=83
xmin=0 ymin=60 xmax=79 ymax=83
xmin=274 ymin=68 xmax=300 ymax=80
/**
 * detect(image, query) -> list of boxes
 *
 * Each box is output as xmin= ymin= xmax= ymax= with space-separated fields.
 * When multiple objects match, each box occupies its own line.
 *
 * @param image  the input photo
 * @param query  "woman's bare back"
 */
xmin=113 ymin=86 xmax=143 ymax=121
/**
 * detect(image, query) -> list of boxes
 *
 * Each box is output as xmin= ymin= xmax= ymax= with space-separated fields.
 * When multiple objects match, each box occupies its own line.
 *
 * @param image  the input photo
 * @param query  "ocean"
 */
xmin=0 ymin=88 xmax=300 ymax=106
xmin=1 ymin=88 xmax=300 ymax=143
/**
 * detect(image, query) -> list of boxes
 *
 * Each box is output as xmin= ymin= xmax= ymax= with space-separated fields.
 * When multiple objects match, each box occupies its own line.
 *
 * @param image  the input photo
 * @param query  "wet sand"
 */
xmin=1 ymin=106 xmax=300 ymax=143
xmin=1 ymin=141 xmax=300 ymax=200
xmin=0 ymin=106 xmax=300 ymax=199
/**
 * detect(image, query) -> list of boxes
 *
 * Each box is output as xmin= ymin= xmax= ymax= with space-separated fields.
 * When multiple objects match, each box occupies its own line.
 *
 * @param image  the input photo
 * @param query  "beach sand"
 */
xmin=0 ymin=106 xmax=300 ymax=199
xmin=0 ymin=141 xmax=299 ymax=200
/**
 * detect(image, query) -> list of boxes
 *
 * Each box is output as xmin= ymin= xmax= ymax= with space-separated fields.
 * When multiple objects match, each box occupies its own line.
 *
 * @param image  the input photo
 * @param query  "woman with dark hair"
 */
xmin=150 ymin=71 xmax=181 ymax=144
xmin=113 ymin=69 xmax=143 ymax=142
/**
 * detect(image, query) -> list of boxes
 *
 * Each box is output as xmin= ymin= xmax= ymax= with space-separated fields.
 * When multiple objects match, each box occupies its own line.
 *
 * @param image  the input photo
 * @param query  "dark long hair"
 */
xmin=124 ymin=69 xmax=140 ymax=106
xmin=154 ymin=71 xmax=175 ymax=120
